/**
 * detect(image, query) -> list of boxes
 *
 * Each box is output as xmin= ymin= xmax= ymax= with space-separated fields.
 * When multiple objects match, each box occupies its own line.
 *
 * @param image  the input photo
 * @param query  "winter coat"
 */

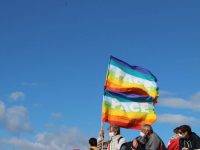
xmin=179 ymin=132 xmax=200 ymax=150
xmin=107 ymin=135 xmax=125 ymax=150
xmin=167 ymin=136 xmax=180 ymax=150
xmin=145 ymin=132 xmax=167 ymax=150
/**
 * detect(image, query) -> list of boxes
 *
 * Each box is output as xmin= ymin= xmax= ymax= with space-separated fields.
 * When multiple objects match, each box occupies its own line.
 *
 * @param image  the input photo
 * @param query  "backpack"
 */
xmin=120 ymin=141 xmax=132 ymax=150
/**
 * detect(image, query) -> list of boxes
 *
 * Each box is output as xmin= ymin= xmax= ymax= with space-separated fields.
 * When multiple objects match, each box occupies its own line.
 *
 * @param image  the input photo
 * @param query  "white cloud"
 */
xmin=191 ymin=91 xmax=200 ymax=101
xmin=158 ymin=113 xmax=200 ymax=125
xmin=0 ymin=101 xmax=5 ymax=119
xmin=0 ymin=101 xmax=32 ymax=134
xmin=51 ymin=112 xmax=63 ymax=120
xmin=4 ymin=106 xmax=32 ymax=133
xmin=0 ymin=137 xmax=46 ymax=150
xmin=10 ymin=91 xmax=25 ymax=101
xmin=0 ymin=127 xmax=88 ymax=150
xmin=158 ymin=91 xmax=200 ymax=111
xmin=159 ymin=90 xmax=174 ymax=97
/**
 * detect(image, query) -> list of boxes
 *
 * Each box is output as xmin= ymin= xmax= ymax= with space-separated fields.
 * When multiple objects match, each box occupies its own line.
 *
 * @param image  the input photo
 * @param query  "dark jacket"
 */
xmin=120 ymin=136 xmax=146 ymax=150
xmin=179 ymin=132 xmax=200 ymax=150
xmin=145 ymin=132 xmax=167 ymax=150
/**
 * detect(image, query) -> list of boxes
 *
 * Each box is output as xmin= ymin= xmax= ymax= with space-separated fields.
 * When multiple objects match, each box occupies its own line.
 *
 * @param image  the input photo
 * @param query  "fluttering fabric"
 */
xmin=102 ymin=56 xmax=158 ymax=129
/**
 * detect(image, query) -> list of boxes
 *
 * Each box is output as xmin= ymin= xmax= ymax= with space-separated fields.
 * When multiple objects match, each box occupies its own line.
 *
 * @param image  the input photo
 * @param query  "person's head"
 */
xmin=89 ymin=138 xmax=97 ymax=147
xmin=140 ymin=124 xmax=153 ymax=137
xmin=109 ymin=124 xmax=120 ymax=137
xmin=178 ymin=125 xmax=192 ymax=139
xmin=173 ymin=127 xmax=180 ymax=134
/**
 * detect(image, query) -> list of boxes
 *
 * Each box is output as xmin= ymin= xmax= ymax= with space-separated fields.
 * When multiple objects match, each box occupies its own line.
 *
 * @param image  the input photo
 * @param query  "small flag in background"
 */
xmin=102 ymin=56 xmax=159 ymax=129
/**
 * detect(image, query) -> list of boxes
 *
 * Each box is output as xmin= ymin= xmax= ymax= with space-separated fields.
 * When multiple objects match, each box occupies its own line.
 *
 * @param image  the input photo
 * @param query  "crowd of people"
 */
xmin=88 ymin=124 xmax=200 ymax=150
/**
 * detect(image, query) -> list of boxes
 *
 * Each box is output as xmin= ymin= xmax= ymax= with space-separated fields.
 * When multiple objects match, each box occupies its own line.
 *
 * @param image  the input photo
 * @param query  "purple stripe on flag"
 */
xmin=105 ymin=90 xmax=154 ymax=102
xmin=110 ymin=55 xmax=157 ymax=81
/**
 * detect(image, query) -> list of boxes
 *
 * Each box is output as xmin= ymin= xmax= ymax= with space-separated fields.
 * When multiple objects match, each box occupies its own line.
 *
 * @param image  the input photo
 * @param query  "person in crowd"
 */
xmin=97 ymin=124 xmax=126 ymax=150
xmin=167 ymin=127 xmax=180 ymax=150
xmin=89 ymin=137 xmax=98 ymax=150
xmin=97 ymin=129 xmax=109 ymax=150
xmin=120 ymin=135 xmax=146 ymax=150
xmin=107 ymin=125 xmax=126 ymax=150
xmin=178 ymin=125 xmax=200 ymax=150
xmin=132 ymin=124 xmax=166 ymax=150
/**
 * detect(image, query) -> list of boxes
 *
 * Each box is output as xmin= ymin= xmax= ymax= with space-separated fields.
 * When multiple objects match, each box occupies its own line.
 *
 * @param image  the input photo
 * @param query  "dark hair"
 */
xmin=179 ymin=125 xmax=192 ymax=135
xmin=89 ymin=138 xmax=97 ymax=146
xmin=173 ymin=127 xmax=180 ymax=134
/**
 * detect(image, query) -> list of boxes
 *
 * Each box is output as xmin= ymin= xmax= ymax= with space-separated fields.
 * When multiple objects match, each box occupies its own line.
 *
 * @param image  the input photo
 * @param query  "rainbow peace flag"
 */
xmin=102 ymin=56 xmax=158 ymax=129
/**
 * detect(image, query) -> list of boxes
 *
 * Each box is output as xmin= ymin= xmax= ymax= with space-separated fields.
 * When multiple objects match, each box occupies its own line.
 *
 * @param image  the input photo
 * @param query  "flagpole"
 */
xmin=100 ymin=56 xmax=112 ymax=150
xmin=101 ymin=121 xmax=104 ymax=150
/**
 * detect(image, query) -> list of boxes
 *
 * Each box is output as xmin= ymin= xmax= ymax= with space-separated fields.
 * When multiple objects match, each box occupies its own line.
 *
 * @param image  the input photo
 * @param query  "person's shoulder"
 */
xmin=192 ymin=132 xmax=200 ymax=137
xmin=150 ymin=132 xmax=159 ymax=139
xmin=120 ymin=141 xmax=133 ymax=150
xmin=117 ymin=135 xmax=126 ymax=148
xmin=191 ymin=132 xmax=200 ymax=140
xmin=150 ymin=132 xmax=164 ymax=142
xmin=167 ymin=137 xmax=179 ymax=147
xmin=118 ymin=135 xmax=125 ymax=143
xmin=117 ymin=135 xmax=125 ymax=141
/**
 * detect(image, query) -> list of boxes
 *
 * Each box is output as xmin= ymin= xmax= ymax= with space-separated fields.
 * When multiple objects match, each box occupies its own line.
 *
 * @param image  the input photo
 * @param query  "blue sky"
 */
xmin=0 ymin=0 xmax=200 ymax=149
